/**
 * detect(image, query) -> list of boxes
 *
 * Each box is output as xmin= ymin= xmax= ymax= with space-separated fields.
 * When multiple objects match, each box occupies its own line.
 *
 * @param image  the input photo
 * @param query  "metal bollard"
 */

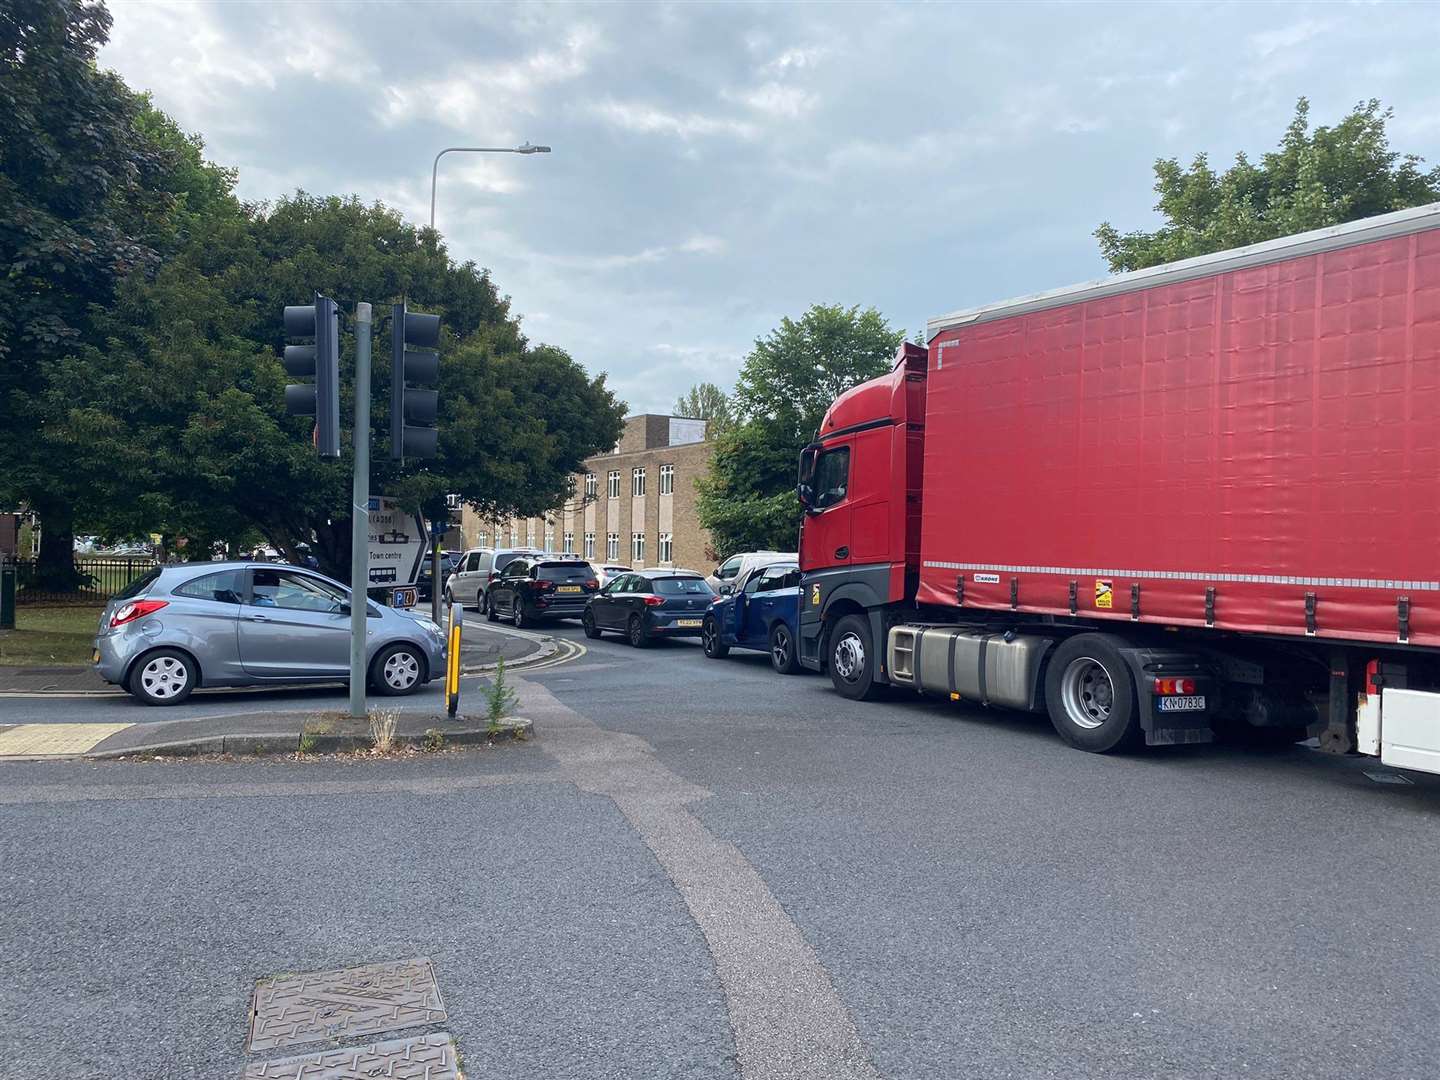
xmin=445 ymin=599 xmax=462 ymax=718
xmin=0 ymin=559 xmax=15 ymax=630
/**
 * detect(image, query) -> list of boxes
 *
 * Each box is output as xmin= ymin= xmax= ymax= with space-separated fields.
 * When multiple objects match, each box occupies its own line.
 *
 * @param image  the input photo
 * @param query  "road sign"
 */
xmin=391 ymin=586 xmax=418 ymax=609
xmin=366 ymin=497 xmax=429 ymax=588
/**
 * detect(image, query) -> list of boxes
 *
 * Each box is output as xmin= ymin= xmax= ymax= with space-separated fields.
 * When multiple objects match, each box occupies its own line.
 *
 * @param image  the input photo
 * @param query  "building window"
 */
xmin=659 ymin=463 xmax=674 ymax=495
xmin=632 ymin=532 xmax=645 ymax=561
xmin=606 ymin=532 xmax=619 ymax=560
xmin=584 ymin=473 xmax=597 ymax=499
xmin=607 ymin=471 xmax=620 ymax=499
xmin=544 ymin=527 xmax=554 ymax=551
xmin=563 ymin=531 xmax=574 ymax=553
xmin=584 ymin=532 xmax=595 ymax=558
xmin=509 ymin=524 xmax=518 ymax=546
xmin=477 ymin=531 xmax=488 ymax=547
xmin=632 ymin=467 xmax=646 ymax=496
xmin=659 ymin=532 xmax=673 ymax=564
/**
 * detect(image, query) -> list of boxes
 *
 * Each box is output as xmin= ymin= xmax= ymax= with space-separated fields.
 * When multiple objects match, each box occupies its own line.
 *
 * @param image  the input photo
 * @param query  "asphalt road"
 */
xmin=3 ymin=616 xmax=1439 ymax=1079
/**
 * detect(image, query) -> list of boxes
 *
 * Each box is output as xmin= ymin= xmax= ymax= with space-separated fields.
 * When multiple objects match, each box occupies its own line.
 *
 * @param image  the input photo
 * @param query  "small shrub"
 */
xmin=421 ymin=728 xmax=445 ymax=753
xmin=297 ymin=732 xmax=319 ymax=755
xmin=368 ymin=706 xmax=399 ymax=753
xmin=484 ymin=656 xmax=519 ymax=725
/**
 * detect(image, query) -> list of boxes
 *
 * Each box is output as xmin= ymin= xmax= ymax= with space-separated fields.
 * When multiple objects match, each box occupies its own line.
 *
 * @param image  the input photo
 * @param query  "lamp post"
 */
xmin=429 ymin=141 xmax=551 ymax=229
xmin=424 ymin=140 xmax=551 ymax=621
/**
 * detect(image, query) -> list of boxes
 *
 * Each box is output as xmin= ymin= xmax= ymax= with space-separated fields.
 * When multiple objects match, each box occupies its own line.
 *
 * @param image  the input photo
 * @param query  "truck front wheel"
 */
xmin=828 ymin=614 xmax=882 ymax=701
xmin=1043 ymin=633 xmax=1142 ymax=753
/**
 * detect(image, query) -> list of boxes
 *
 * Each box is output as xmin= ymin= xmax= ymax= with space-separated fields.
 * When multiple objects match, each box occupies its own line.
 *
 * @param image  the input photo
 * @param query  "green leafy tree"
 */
xmin=1096 ymin=98 xmax=1440 ymax=273
xmin=80 ymin=191 xmax=625 ymax=579
xmin=673 ymin=381 xmax=732 ymax=431
xmin=697 ymin=304 xmax=902 ymax=555
xmin=0 ymin=0 xmax=172 ymax=586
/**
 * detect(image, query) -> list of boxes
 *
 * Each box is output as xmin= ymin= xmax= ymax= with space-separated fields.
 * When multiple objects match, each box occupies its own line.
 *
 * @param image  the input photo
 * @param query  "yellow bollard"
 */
xmin=445 ymin=600 xmax=462 ymax=718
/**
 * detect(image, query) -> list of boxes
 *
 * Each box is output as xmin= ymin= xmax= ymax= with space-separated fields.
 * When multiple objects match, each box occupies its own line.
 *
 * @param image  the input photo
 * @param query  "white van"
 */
xmin=706 ymin=551 xmax=797 ymax=594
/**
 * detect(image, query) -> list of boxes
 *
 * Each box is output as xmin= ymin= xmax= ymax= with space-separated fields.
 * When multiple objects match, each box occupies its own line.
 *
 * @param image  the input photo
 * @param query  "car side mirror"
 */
xmin=720 ymin=584 xmax=735 ymax=595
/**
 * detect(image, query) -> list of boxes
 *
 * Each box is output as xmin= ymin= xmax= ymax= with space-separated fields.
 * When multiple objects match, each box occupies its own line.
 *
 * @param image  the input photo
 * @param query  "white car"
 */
xmin=706 ymin=551 xmax=797 ymax=594
xmin=595 ymin=564 xmax=634 ymax=588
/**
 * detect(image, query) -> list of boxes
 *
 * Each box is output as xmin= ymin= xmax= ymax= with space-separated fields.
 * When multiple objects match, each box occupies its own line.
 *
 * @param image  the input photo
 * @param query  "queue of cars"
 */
xmin=443 ymin=546 xmax=802 ymax=663
xmin=92 ymin=547 xmax=800 ymax=706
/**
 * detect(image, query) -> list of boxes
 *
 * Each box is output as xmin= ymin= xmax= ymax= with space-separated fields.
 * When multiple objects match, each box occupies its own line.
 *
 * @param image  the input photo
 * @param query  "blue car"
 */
xmin=701 ymin=562 xmax=803 ymax=674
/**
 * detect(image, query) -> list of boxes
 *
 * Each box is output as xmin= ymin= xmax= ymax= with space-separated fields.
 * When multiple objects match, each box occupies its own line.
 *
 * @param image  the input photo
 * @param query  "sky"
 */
xmin=100 ymin=0 xmax=1440 ymax=415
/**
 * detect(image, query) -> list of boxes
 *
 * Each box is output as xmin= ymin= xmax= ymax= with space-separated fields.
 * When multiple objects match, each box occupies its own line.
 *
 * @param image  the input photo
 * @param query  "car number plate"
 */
xmin=1158 ymin=695 xmax=1206 ymax=712
xmin=557 ymin=585 xmax=582 ymax=593
xmin=676 ymin=618 xmax=703 ymax=628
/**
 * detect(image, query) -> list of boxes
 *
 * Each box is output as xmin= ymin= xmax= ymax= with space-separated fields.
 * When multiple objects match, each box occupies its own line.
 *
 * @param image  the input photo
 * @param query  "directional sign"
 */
xmin=366 ymin=497 xmax=429 ymax=588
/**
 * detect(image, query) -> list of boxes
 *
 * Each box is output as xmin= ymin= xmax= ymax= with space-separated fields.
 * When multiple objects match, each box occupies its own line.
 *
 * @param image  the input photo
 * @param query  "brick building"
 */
xmin=459 ymin=415 xmax=716 ymax=572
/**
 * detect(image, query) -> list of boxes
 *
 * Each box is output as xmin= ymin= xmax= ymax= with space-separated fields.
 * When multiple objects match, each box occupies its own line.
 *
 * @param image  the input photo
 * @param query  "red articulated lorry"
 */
xmin=797 ymin=203 xmax=1440 ymax=774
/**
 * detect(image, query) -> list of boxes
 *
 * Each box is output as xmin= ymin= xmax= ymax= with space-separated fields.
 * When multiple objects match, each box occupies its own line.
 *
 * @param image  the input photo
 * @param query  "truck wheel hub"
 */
xmin=1060 ymin=657 xmax=1113 ymax=729
xmin=834 ymin=633 xmax=865 ymax=680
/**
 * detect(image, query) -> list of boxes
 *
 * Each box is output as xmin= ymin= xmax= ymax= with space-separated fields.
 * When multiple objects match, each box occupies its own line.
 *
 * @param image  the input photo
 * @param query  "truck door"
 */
xmin=800 ymin=442 xmax=853 ymax=570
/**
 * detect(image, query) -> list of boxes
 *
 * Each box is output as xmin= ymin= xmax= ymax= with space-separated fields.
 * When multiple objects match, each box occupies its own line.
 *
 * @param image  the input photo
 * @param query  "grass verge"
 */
xmin=0 ymin=606 xmax=103 ymax=667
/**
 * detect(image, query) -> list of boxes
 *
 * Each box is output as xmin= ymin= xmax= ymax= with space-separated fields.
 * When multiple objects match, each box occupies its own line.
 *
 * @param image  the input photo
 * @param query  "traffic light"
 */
xmin=391 ymin=302 xmax=441 ymax=460
xmin=282 ymin=294 xmax=341 ymax=457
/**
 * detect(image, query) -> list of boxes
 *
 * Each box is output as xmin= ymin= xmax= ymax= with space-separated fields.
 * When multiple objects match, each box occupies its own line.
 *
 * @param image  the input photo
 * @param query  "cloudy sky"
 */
xmin=101 ymin=1 xmax=1440 ymax=414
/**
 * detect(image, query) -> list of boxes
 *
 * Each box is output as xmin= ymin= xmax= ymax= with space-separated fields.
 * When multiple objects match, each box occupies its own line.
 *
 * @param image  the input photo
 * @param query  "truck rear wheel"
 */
xmin=828 ymin=614 xmax=882 ymax=701
xmin=1043 ymin=633 xmax=1142 ymax=752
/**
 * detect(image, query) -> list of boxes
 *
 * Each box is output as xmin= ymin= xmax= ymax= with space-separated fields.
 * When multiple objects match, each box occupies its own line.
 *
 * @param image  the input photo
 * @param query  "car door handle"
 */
xmin=835 ymin=546 xmax=849 ymax=559
xmin=248 ymin=613 xmax=271 ymax=622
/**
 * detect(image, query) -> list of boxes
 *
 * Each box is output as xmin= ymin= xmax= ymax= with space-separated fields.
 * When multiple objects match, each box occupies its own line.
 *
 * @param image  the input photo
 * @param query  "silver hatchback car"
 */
xmin=93 ymin=561 xmax=447 ymax=705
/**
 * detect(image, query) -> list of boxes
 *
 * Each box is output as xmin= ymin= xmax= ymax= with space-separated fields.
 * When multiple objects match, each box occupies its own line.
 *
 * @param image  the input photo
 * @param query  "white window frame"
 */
xmin=607 ymin=471 xmax=621 ymax=499
xmin=632 ymin=467 xmax=646 ymax=497
xmin=563 ymin=531 xmax=574 ymax=554
xmin=584 ymin=473 xmax=597 ymax=499
xmin=584 ymin=532 xmax=596 ymax=558
xmin=606 ymin=532 xmax=619 ymax=560
xmin=632 ymin=532 xmax=645 ymax=561
xmin=659 ymin=463 xmax=674 ymax=495
xmin=658 ymin=532 xmax=673 ymax=564
xmin=509 ymin=525 xmax=518 ymax=546
xmin=543 ymin=527 xmax=554 ymax=551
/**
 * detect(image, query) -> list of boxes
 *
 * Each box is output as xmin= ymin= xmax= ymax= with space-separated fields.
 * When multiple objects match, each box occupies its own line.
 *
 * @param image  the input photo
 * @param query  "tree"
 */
xmin=1095 ymin=98 xmax=1440 ymax=273
xmin=696 ymin=304 xmax=903 ymax=555
xmin=79 ymin=191 xmax=626 ymax=580
xmin=0 ymin=0 xmax=171 ymax=586
xmin=673 ymin=381 xmax=732 ymax=430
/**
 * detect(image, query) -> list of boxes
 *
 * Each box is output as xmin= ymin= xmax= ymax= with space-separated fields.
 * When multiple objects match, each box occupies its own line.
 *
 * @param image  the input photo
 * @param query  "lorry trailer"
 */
xmin=797 ymin=203 xmax=1440 ymax=774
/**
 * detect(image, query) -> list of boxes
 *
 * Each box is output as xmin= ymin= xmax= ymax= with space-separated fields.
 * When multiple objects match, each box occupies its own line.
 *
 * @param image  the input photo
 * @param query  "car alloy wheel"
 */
xmin=628 ymin=614 xmax=647 ymax=648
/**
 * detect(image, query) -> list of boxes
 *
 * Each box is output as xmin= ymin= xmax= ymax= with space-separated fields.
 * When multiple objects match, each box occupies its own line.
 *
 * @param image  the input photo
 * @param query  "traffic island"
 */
xmin=77 ymin=710 xmax=533 ymax=760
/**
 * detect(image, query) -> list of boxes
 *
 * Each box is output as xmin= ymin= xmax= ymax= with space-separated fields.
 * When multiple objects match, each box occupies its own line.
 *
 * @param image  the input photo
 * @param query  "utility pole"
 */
xmin=349 ymin=303 xmax=373 ymax=720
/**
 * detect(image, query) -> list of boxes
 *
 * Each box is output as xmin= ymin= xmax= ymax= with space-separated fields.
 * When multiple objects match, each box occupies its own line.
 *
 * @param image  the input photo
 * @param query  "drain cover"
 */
xmin=243 ymin=1032 xmax=461 ymax=1079
xmin=247 ymin=958 xmax=448 ymax=1053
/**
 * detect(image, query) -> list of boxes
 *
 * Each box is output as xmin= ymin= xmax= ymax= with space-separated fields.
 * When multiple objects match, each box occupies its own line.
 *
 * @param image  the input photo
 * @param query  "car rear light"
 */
xmin=111 ymin=599 xmax=168 ymax=628
xmin=712 ymin=595 xmax=725 ymax=604
xmin=586 ymin=579 xmax=599 ymax=590
xmin=535 ymin=580 xmax=556 ymax=592
xmin=643 ymin=595 xmax=664 ymax=607
xmin=1153 ymin=677 xmax=1197 ymax=695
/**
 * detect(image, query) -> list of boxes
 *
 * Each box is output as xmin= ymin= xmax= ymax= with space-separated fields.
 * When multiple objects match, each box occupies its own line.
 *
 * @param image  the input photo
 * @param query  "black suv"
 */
xmin=487 ymin=557 xmax=599 ymax=628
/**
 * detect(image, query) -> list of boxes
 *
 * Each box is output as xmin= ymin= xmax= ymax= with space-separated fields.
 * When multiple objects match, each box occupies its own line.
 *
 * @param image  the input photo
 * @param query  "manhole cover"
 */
xmin=247 ymin=958 xmax=448 ymax=1053
xmin=243 ymin=1032 xmax=461 ymax=1079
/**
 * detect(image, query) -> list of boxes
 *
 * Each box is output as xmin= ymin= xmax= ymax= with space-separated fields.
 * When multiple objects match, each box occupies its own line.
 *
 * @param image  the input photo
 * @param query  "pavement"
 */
xmin=2 ymin=617 xmax=1439 ymax=1079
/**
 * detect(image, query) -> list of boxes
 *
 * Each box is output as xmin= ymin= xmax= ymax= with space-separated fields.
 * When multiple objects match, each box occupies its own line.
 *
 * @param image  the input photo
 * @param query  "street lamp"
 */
xmin=424 ymin=141 xmax=551 ymax=621
xmin=429 ymin=142 xmax=552 ymax=229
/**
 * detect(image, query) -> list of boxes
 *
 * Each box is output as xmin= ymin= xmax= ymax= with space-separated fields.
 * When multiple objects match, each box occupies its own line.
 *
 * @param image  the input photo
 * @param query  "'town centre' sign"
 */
xmin=366 ymin=496 xmax=429 ymax=589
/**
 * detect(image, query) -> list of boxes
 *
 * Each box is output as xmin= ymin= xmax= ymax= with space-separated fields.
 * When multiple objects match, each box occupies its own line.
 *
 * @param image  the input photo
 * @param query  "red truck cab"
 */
xmin=796 ymin=342 xmax=926 ymax=671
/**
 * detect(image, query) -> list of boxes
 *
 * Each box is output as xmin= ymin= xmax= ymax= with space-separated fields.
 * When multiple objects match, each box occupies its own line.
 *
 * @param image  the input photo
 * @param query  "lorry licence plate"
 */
xmin=676 ymin=619 xmax=703 ymax=628
xmin=557 ymin=585 xmax=581 ymax=593
xmin=1158 ymin=695 xmax=1206 ymax=713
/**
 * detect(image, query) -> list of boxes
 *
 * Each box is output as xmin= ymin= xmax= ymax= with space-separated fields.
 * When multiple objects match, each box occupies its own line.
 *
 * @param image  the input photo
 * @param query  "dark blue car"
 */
xmin=702 ymin=562 xmax=803 ymax=674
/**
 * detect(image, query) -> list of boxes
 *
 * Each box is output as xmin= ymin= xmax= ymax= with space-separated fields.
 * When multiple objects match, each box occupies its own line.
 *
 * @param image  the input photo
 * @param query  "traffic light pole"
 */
xmin=348 ymin=303 xmax=373 ymax=720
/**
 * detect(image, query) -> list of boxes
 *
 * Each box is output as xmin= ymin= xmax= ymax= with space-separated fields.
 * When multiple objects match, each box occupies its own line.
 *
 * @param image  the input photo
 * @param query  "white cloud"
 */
xmin=589 ymin=100 xmax=758 ymax=140
xmin=1247 ymin=19 xmax=1333 ymax=58
xmin=376 ymin=27 xmax=600 ymax=132
xmin=726 ymin=82 xmax=819 ymax=119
